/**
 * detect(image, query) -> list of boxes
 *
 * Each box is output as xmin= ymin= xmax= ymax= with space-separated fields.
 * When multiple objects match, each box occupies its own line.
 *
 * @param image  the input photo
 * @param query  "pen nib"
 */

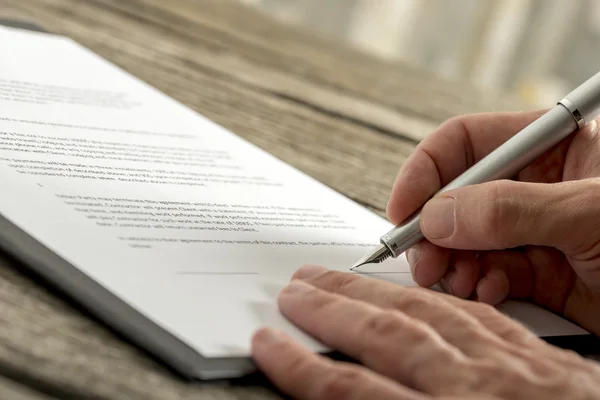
xmin=350 ymin=244 xmax=392 ymax=271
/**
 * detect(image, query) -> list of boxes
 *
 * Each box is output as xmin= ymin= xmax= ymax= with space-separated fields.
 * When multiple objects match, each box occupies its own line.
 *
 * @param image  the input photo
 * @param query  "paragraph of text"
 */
xmin=0 ymin=132 xmax=234 ymax=167
xmin=2 ymin=158 xmax=278 ymax=187
xmin=0 ymin=79 xmax=141 ymax=109
xmin=56 ymin=195 xmax=356 ymax=247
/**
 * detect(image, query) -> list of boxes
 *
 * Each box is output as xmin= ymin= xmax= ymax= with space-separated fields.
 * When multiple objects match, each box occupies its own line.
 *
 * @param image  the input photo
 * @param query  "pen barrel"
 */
xmin=441 ymin=104 xmax=577 ymax=193
xmin=382 ymin=104 xmax=578 ymax=257
xmin=562 ymin=70 xmax=600 ymax=126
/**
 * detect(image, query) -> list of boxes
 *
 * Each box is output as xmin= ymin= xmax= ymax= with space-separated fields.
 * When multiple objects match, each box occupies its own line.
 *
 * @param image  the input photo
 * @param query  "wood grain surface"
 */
xmin=0 ymin=0 xmax=526 ymax=399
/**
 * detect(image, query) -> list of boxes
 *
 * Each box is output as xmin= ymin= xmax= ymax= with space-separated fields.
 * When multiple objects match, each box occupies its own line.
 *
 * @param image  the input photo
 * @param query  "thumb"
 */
xmin=419 ymin=178 xmax=600 ymax=256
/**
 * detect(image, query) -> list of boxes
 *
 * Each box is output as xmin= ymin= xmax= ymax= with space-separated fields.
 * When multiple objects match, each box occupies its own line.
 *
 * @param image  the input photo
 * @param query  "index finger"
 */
xmin=251 ymin=327 xmax=425 ymax=400
xmin=386 ymin=110 xmax=546 ymax=224
xmin=292 ymin=266 xmax=540 ymax=347
xmin=276 ymin=280 xmax=468 ymax=393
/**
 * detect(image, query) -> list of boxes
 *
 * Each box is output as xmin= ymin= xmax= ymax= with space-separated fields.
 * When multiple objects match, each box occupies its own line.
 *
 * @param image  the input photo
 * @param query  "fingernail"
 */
xmin=282 ymin=280 xmax=313 ymax=295
xmin=253 ymin=327 xmax=286 ymax=348
xmin=475 ymin=278 xmax=487 ymax=302
xmin=406 ymin=246 xmax=421 ymax=276
xmin=421 ymin=197 xmax=455 ymax=239
xmin=441 ymin=270 xmax=456 ymax=295
xmin=294 ymin=265 xmax=327 ymax=280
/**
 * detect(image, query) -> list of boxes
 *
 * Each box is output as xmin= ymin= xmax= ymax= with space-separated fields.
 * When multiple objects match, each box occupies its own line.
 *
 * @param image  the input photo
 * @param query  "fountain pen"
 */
xmin=351 ymin=70 xmax=600 ymax=270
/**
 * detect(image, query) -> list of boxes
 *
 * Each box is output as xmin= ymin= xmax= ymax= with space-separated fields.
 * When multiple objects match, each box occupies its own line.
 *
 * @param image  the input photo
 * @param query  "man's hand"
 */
xmin=386 ymin=110 xmax=600 ymax=335
xmin=252 ymin=266 xmax=600 ymax=400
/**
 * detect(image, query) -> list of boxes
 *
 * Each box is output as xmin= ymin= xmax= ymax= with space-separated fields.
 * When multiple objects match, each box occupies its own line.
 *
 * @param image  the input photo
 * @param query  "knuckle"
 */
xmin=407 ymin=339 xmax=470 ymax=393
xmin=437 ymin=310 xmax=481 ymax=336
xmin=361 ymin=310 xmax=403 ymax=339
xmin=476 ymin=311 xmax=529 ymax=343
xmin=467 ymin=359 xmax=563 ymax=398
xmin=479 ymin=181 xmax=517 ymax=247
xmin=466 ymin=300 xmax=505 ymax=320
xmin=315 ymin=365 xmax=364 ymax=400
xmin=311 ymin=291 xmax=338 ymax=313
xmin=473 ymin=300 xmax=497 ymax=315
xmin=319 ymin=270 xmax=358 ymax=293
xmin=468 ymin=361 xmax=508 ymax=392
xmin=443 ymin=114 xmax=470 ymax=131
xmin=406 ymin=320 xmax=435 ymax=345
xmin=390 ymin=288 xmax=436 ymax=313
xmin=501 ymin=325 xmax=538 ymax=345
xmin=284 ymin=352 xmax=313 ymax=380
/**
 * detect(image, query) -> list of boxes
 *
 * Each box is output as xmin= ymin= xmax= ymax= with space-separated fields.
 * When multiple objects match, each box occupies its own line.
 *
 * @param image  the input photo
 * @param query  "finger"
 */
xmin=387 ymin=110 xmax=547 ymax=224
xmin=474 ymin=250 xmax=532 ymax=305
xmin=440 ymin=251 xmax=480 ymax=299
xmin=418 ymin=178 xmax=600 ymax=260
xmin=475 ymin=264 xmax=509 ymax=305
xmin=457 ymin=250 xmax=600 ymax=375
xmin=307 ymin=266 xmax=583 ymax=378
xmin=440 ymin=248 xmax=573 ymax=317
xmin=480 ymin=250 xmax=533 ymax=299
xmin=563 ymin=117 xmax=600 ymax=180
xmin=439 ymin=249 xmax=535 ymax=304
xmin=293 ymin=266 xmax=541 ymax=347
xmin=251 ymin=327 xmax=425 ymax=400
xmin=525 ymin=246 xmax=575 ymax=314
xmin=277 ymin=280 xmax=468 ymax=393
xmin=407 ymin=240 xmax=451 ymax=288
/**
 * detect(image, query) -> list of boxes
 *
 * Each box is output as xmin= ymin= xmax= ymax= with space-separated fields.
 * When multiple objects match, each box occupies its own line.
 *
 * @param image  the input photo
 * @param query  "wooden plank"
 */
xmin=7 ymin=0 xmax=530 ymax=131
xmin=2 ymin=0 xmax=424 ymax=213
xmin=91 ymin=0 xmax=526 ymax=118
xmin=4 ymin=0 xmax=529 ymax=151
xmin=0 ymin=1 xmax=522 ymax=399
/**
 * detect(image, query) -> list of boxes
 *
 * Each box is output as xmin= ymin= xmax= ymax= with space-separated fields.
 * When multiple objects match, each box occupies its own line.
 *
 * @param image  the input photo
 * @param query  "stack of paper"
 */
xmin=0 ymin=24 xmax=587 ymax=379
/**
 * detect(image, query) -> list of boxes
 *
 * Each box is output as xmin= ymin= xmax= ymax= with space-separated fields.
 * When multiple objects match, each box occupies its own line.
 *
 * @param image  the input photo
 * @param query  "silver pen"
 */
xmin=351 ymin=70 xmax=600 ymax=270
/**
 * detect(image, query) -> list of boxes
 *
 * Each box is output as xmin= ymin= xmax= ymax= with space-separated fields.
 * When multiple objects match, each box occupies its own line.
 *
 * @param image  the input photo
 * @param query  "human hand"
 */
xmin=252 ymin=266 xmax=600 ymax=400
xmin=386 ymin=110 xmax=600 ymax=335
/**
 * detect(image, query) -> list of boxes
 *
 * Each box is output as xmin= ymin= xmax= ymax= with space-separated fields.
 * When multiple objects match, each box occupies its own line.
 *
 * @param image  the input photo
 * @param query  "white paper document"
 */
xmin=0 ymin=26 xmax=587 ymax=366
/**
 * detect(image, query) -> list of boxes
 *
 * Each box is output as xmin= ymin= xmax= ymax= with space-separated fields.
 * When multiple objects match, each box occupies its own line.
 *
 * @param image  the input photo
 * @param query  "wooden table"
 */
xmin=0 ymin=1 xmax=527 ymax=399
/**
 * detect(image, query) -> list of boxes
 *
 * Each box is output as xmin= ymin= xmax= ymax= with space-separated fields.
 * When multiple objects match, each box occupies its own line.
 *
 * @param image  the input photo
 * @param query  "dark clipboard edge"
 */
xmin=0 ymin=210 xmax=341 ymax=389
xmin=0 ymin=212 xmax=258 ymax=380
xmin=0 ymin=19 xmax=52 ymax=34
xmin=0 ymin=20 xmax=260 ymax=380
xmin=0 ymin=17 xmax=598 ymax=381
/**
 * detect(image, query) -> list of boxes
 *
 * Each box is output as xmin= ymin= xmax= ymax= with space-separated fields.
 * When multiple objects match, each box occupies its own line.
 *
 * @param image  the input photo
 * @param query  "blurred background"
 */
xmin=239 ymin=0 xmax=600 ymax=109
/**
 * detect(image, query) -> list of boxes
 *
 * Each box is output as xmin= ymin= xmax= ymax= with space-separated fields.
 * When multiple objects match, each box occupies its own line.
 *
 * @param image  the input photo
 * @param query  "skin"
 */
xmin=386 ymin=110 xmax=600 ymax=335
xmin=251 ymin=110 xmax=600 ymax=399
xmin=252 ymin=267 xmax=600 ymax=399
